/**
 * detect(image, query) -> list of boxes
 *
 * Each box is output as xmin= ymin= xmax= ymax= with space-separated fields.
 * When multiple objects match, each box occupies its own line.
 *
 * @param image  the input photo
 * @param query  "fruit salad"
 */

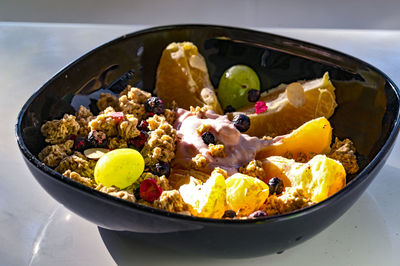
xmin=38 ymin=42 xmax=359 ymax=219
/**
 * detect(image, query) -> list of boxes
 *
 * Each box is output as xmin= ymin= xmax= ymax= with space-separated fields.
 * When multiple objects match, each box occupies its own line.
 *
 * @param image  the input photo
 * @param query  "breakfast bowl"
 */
xmin=16 ymin=25 xmax=400 ymax=257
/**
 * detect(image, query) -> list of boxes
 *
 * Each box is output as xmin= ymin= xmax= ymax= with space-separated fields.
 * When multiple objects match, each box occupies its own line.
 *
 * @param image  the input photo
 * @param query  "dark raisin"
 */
xmin=222 ymin=209 xmax=236 ymax=218
xmin=87 ymin=130 xmax=107 ymax=148
xmin=145 ymin=97 xmax=164 ymax=115
xmin=137 ymin=120 xmax=149 ymax=131
xmin=201 ymin=132 xmax=216 ymax=145
xmin=248 ymin=89 xmax=260 ymax=102
xmin=73 ymin=137 xmax=87 ymax=152
xmin=232 ymin=114 xmax=250 ymax=132
xmin=128 ymin=131 xmax=148 ymax=150
xmin=224 ymin=105 xmax=236 ymax=113
xmin=154 ymin=162 xmax=171 ymax=178
xmin=249 ymin=210 xmax=267 ymax=218
xmin=268 ymin=177 xmax=284 ymax=195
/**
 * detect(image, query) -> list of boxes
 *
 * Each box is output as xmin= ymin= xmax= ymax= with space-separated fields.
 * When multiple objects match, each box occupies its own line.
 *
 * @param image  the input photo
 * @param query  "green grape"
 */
xmin=94 ymin=148 xmax=144 ymax=189
xmin=217 ymin=65 xmax=260 ymax=110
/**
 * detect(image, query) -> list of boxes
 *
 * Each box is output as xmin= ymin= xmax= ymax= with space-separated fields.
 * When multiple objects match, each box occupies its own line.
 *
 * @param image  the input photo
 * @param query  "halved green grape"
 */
xmin=94 ymin=148 xmax=144 ymax=189
xmin=217 ymin=65 xmax=260 ymax=110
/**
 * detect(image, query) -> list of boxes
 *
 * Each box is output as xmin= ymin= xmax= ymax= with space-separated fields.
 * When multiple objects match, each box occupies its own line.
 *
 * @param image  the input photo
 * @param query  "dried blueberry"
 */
xmin=128 ymin=131 xmax=148 ymax=150
xmin=268 ymin=177 xmax=284 ymax=195
xmin=145 ymin=97 xmax=164 ymax=115
xmin=154 ymin=162 xmax=170 ymax=178
xmin=222 ymin=209 xmax=236 ymax=218
xmin=224 ymin=105 xmax=236 ymax=113
xmin=73 ymin=137 xmax=87 ymax=152
xmin=249 ymin=210 xmax=267 ymax=218
xmin=137 ymin=120 xmax=149 ymax=131
xmin=201 ymin=132 xmax=216 ymax=145
xmin=87 ymin=130 xmax=107 ymax=148
xmin=232 ymin=114 xmax=250 ymax=132
xmin=247 ymin=89 xmax=260 ymax=102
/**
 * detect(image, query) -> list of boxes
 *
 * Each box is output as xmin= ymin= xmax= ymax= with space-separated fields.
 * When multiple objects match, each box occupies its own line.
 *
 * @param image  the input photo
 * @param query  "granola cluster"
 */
xmin=38 ymin=86 xmax=178 ymax=210
xmin=328 ymin=137 xmax=359 ymax=174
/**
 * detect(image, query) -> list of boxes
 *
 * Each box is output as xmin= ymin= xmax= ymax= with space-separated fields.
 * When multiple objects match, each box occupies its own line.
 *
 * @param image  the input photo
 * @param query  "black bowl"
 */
xmin=16 ymin=25 xmax=400 ymax=257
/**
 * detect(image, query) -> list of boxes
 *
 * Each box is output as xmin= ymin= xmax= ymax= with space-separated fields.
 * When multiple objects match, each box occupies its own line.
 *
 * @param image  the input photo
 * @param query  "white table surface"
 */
xmin=1 ymin=22 xmax=399 ymax=266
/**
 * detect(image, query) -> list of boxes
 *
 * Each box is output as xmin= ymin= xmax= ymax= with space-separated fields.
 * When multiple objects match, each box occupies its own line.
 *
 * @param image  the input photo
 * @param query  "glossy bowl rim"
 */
xmin=15 ymin=24 xmax=400 ymax=225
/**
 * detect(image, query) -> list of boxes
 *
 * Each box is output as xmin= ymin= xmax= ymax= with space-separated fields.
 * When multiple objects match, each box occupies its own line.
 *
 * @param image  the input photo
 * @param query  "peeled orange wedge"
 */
xmin=261 ymin=155 xmax=346 ymax=202
xmin=257 ymin=117 xmax=332 ymax=161
xmin=155 ymin=42 xmax=223 ymax=114
xmin=237 ymin=72 xmax=337 ymax=137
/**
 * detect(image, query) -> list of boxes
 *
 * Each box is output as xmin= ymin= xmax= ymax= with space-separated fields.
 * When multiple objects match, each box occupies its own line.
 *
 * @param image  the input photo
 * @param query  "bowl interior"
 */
xmin=18 ymin=25 xmax=399 ymax=186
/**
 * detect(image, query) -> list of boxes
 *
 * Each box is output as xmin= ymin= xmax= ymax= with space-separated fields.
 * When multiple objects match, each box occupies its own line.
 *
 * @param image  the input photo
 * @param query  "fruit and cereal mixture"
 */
xmin=38 ymin=42 xmax=359 ymax=219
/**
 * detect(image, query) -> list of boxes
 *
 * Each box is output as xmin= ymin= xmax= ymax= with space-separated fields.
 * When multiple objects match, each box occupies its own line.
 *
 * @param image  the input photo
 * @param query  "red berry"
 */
xmin=139 ymin=178 xmax=163 ymax=202
xmin=255 ymin=101 xmax=268 ymax=114
xmin=128 ymin=131 xmax=148 ymax=150
xmin=137 ymin=120 xmax=149 ymax=131
xmin=109 ymin=112 xmax=124 ymax=123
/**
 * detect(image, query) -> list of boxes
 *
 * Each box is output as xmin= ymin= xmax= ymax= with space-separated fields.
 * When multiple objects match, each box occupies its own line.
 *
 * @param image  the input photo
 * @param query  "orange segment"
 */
xmin=237 ymin=72 xmax=337 ymax=137
xmin=256 ymin=117 xmax=332 ymax=160
xmin=155 ymin=42 xmax=223 ymax=114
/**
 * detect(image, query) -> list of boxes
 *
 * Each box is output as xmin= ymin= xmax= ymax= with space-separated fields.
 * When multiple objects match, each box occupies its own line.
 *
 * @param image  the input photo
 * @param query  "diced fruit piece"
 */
xmin=155 ymin=42 xmax=223 ymax=114
xmin=217 ymin=65 xmax=260 ymax=110
xmin=137 ymin=120 xmax=149 ymax=131
xmin=128 ymin=131 xmax=148 ymax=150
xmin=179 ymin=170 xmax=226 ymax=218
xmin=84 ymin=148 xmax=109 ymax=160
xmin=268 ymin=177 xmax=284 ymax=195
xmin=225 ymin=173 xmax=269 ymax=216
xmin=140 ymin=178 xmax=163 ymax=202
xmin=201 ymin=132 xmax=216 ymax=145
xmin=232 ymin=114 xmax=251 ymax=133
xmin=261 ymin=155 xmax=346 ymax=202
xmin=94 ymin=148 xmax=145 ymax=189
xmin=144 ymin=97 xmax=165 ymax=115
xmin=237 ymin=72 xmax=337 ymax=136
xmin=154 ymin=162 xmax=171 ymax=178
xmin=255 ymin=101 xmax=268 ymax=114
xmin=74 ymin=137 xmax=87 ymax=152
xmin=109 ymin=112 xmax=124 ymax=123
xmin=257 ymin=117 xmax=332 ymax=161
xmin=87 ymin=130 xmax=107 ymax=148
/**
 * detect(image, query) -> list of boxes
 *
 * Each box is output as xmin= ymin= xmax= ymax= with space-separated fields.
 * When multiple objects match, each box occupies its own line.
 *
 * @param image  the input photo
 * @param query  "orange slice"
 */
xmin=237 ymin=72 xmax=337 ymax=137
xmin=155 ymin=42 xmax=223 ymax=114
xmin=256 ymin=117 xmax=332 ymax=160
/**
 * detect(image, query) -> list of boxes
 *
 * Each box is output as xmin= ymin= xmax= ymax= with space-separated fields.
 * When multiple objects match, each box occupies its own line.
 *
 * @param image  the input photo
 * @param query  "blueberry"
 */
xmin=145 ymin=97 xmax=164 ymax=115
xmin=222 ymin=209 xmax=236 ymax=218
xmin=87 ymin=130 xmax=107 ymax=148
xmin=73 ymin=137 xmax=87 ymax=152
xmin=201 ymin=132 xmax=216 ymax=145
xmin=248 ymin=89 xmax=260 ymax=102
xmin=224 ymin=105 xmax=236 ymax=113
xmin=249 ymin=210 xmax=267 ymax=218
xmin=232 ymin=114 xmax=250 ymax=133
xmin=268 ymin=177 xmax=284 ymax=195
xmin=154 ymin=162 xmax=170 ymax=178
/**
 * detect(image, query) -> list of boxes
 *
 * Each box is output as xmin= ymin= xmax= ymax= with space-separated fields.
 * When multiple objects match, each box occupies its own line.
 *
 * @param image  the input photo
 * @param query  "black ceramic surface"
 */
xmin=16 ymin=25 xmax=400 ymax=257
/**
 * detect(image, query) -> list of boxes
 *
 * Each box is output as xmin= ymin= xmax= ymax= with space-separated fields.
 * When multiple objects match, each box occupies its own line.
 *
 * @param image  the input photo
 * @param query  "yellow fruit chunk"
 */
xmin=155 ymin=42 xmax=223 ymax=114
xmin=262 ymin=155 xmax=346 ymax=202
xmin=179 ymin=170 xmax=226 ymax=218
xmin=237 ymin=72 xmax=337 ymax=136
xmin=225 ymin=173 xmax=269 ymax=216
xmin=257 ymin=117 xmax=332 ymax=161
